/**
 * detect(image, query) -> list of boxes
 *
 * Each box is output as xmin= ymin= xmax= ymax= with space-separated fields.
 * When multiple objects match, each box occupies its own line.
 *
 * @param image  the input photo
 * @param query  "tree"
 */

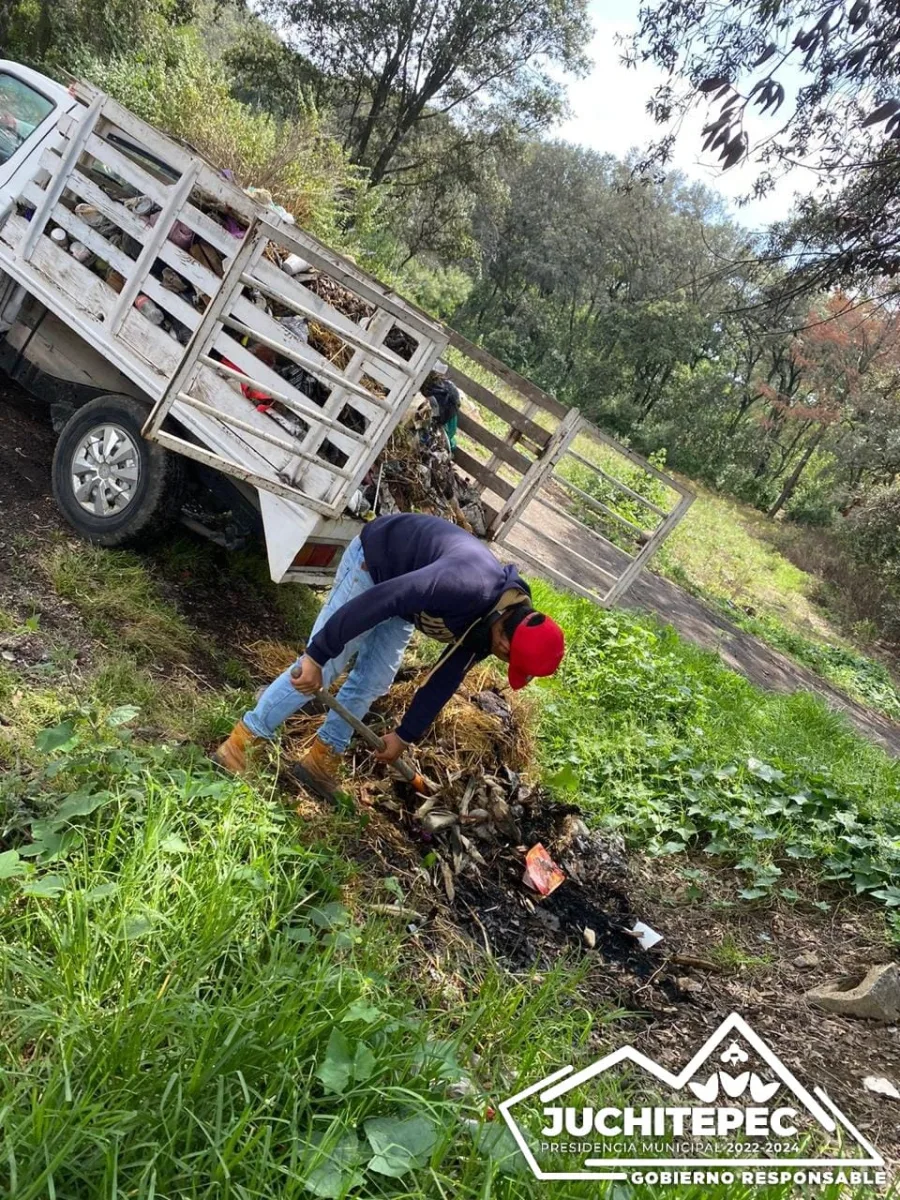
xmin=758 ymin=295 xmax=900 ymax=515
xmin=256 ymin=0 xmax=592 ymax=184
xmin=629 ymin=0 xmax=900 ymax=298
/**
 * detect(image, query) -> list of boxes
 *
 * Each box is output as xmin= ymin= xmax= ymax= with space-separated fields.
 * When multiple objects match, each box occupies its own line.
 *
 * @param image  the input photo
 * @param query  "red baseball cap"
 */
xmin=507 ymin=612 xmax=565 ymax=689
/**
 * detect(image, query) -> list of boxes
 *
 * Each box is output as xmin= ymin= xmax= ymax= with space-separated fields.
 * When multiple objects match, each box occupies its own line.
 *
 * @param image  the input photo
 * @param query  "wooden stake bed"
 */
xmin=0 ymin=88 xmax=448 ymax=525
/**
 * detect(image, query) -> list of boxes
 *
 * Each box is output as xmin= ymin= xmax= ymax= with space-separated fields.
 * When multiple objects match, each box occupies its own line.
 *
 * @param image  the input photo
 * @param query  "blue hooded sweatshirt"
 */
xmin=305 ymin=514 xmax=530 ymax=741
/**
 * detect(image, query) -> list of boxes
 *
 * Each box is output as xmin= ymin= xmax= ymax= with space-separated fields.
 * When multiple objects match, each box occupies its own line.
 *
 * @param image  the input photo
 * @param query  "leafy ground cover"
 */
xmin=532 ymin=580 xmax=900 ymax=924
xmin=655 ymin=487 xmax=900 ymax=721
xmin=1 ymin=517 xmax=897 ymax=1195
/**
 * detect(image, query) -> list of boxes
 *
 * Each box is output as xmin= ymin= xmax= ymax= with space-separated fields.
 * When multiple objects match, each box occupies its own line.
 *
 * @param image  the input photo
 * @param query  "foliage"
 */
xmin=258 ymin=0 xmax=593 ymax=185
xmin=847 ymin=482 xmax=900 ymax=580
xmin=81 ymin=27 xmax=362 ymax=237
xmin=2 ymin=0 xmax=197 ymax=70
xmin=396 ymin=260 xmax=474 ymax=320
xmin=557 ymin=444 xmax=672 ymax=550
xmin=629 ymin=0 xmax=900 ymax=302
xmin=0 ymin=705 xmax=601 ymax=1197
xmin=729 ymin=611 xmax=900 ymax=723
xmin=533 ymin=580 xmax=900 ymax=914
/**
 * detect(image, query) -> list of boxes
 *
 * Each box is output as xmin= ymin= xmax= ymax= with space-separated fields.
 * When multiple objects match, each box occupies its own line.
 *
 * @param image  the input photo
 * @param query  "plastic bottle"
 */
xmin=69 ymin=241 xmax=93 ymax=265
xmin=50 ymin=227 xmax=68 ymax=248
xmin=134 ymin=294 xmax=165 ymax=326
xmin=281 ymin=253 xmax=310 ymax=276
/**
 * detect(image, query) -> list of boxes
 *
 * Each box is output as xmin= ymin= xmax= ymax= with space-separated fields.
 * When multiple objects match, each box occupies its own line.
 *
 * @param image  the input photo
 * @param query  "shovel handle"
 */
xmin=291 ymin=666 xmax=428 ymax=793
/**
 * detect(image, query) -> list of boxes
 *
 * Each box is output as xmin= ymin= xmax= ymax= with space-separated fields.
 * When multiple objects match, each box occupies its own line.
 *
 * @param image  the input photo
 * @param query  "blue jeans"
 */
xmin=243 ymin=536 xmax=414 ymax=752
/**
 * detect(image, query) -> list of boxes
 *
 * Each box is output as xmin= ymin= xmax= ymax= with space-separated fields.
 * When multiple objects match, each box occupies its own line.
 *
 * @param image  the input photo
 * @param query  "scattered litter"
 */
xmin=863 ymin=1076 xmax=900 ymax=1099
xmin=793 ymin=950 xmax=820 ymax=969
xmin=632 ymin=920 xmax=664 ymax=950
xmin=677 ymin=975 xmax=703 ymax=994
xmin=522 ymin=844 xmax=566 ymax=897
xmin=583 ymin=927 xmax=597 ymax=949
xmin=282 ymin=253 xmax=311 ymax=276
xmin=134 ymin=295 xmax=164 ymax=326
xmin=1 ymin=650 xmax=15 ymax=662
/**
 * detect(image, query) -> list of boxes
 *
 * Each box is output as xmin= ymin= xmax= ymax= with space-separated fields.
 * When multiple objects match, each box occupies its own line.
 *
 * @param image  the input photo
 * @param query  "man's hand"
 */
xmin=374 ymin=730 xmax=408 ymax=764
xmin=290 ymin=654 xmax=323 ymax=695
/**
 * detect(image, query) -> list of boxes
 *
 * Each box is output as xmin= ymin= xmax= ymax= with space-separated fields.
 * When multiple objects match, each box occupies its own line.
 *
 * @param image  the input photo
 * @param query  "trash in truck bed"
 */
xmin=0 ymin=86 xmax=447 ymax=527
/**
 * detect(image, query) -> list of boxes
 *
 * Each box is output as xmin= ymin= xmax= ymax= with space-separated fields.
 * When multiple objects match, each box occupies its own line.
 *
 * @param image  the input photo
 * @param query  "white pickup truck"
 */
xmin=0 ymin=60 xmax=448 ymax=584
xmin=0 ymin=59 xmax=693 ymax=607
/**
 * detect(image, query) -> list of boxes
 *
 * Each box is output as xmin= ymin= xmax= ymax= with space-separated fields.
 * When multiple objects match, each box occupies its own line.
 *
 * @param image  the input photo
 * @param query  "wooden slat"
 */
xmin=515 ymin=516 xmax=621 ymax=582
xmin=37 ymin=155 xmax=148 ymax=240
xmin=562 ymin=452 xmax=668 ymax=517
xmin=549 ymin=475 xmax=646 ymax=537
xmin=117 ymin=304 xmax=182 ymax=380
xmin=456 ymin=411 xmax=533 ymax=475
xmin=204 ymin=339 xmax=364 ymax=463
xmin=22 ymin=95 xmax=103 ymax=261
xmin=447 ymin=328 xmax=569 ymax=420
xmin=176 ymin=202 xmax=243 ymax=259
xmin=250 ymin=258 xmax=414 ymax=377
xmin=141 ymin=274 xmax=202 ymax=331
xmin=222 ymin=314 xmax=390 ymax=409
xmin=109 ymin=160 xmax=199 ymax=334
xmin=446 ymin=364 xmax=551 ymax=448
xmin=496 ymin=536 xmax=612 ymax=607
xmin=23 ymin=193 xmax=135 ymax=279
xmin=82 ymin=132 xmax=169 ymax=205
xmin=256 ymin=215 xmax=447 ymax=344
xmin=94 ymin=100 xmax=196 ymax=179
xmin=576 ymin=427 xmax=692 ymax=499
xmin=536 ymin=489 xmax=643 ymax=538
xmin=452 ymin=447 xmax=514 ymax=500
xmin=230 ymin=294 xmax=394 ymax=423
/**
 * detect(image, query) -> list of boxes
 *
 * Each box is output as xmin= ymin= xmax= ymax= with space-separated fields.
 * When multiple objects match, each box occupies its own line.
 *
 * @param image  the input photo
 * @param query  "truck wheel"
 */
xmin=52 ymin=394 xmax=184 ymax=547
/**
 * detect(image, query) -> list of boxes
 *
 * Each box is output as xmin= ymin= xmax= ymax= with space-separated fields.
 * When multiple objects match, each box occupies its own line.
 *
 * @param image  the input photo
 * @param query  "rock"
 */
xmin=806 ymin=963 xmax=900 ymax=1023
xmin=793 ymin=951 xmax=820 ymax=969
xmin=1 ymin=651 xmax=14 ymax=662
xmin=583 ymin=927 xmax=597 ymax=949
xmin=863 ymin=1076 xmax=900 ymax=1099
xmin=677 ymin=976 xmax=703 ymax=994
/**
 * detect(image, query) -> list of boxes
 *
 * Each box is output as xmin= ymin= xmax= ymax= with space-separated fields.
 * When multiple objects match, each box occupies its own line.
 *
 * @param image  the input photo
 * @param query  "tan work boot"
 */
xmin=290 ymin=737 xmax=343 ymax=801
xmin=211 ymin=720 xmax=263 ymax=774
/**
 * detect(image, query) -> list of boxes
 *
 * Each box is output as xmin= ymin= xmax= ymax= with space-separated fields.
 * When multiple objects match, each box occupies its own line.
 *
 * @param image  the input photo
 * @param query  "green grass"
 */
xmin=0 ymin=706 xmax=637 ymax=1200
xmin=43 ymin=541 xmax=197 ymax=664
xmin=532 ymin=580 xmax=900 ymax=917
xmin=0 ymin=541 xmax=895 ymax=1196
xmin=655 ymin=486 xmax=900 ymax=721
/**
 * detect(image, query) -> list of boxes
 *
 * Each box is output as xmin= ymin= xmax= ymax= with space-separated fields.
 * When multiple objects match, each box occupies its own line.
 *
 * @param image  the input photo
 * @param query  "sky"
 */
xmin=554 ymin=0 xmax=817 ymax=233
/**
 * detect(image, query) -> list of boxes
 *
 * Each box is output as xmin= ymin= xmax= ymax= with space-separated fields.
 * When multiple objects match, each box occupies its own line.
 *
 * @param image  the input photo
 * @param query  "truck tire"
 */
xmin=51 ymin=394 xmax=185 ymax=547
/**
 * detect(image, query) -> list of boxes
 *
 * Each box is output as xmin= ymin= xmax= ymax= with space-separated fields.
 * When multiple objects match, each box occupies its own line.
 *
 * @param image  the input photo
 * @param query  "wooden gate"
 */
xmin=449 ymin=333 xmax=694 ymax=606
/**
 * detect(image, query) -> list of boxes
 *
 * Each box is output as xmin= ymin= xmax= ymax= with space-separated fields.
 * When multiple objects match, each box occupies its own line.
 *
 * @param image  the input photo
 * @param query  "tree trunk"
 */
xmin=767 ymin=426 xmax=825 ymax=518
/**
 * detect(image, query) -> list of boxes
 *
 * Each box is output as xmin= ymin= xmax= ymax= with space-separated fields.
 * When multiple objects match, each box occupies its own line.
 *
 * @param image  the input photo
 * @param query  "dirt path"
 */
xmin=504 ymin=496 xmax=900 ymax=758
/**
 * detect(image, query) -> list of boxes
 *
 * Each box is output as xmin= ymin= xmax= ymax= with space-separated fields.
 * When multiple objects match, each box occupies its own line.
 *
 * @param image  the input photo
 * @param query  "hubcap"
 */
xmin=71 ymin=423 xmax=141 ymax=517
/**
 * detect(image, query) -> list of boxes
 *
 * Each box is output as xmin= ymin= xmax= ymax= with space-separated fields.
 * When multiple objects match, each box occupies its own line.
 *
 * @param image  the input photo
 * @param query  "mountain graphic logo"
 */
xmin=499 ymin=1012 xmax=885 ymax=1182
